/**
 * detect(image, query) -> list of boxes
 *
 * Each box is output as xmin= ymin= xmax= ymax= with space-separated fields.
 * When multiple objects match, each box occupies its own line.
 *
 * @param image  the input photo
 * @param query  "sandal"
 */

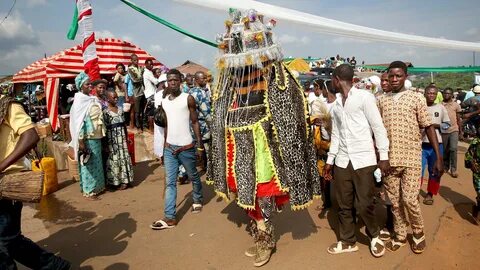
xmin=423 ymin=197 xmax=434 ymax=205
xmin=327 ymin=241 xmax=359 ymax=255
xmin=411 ymin=233 xmax=426 ymax=254
xmin=244 ymin=245 xmax=257 ymax=257
xmin=370 ymin=236 xmax=385 ymax=258
xmin=150 ymin=218 xmax=177 ymax=230
xmin=191 ymin=203 xmax=203 ymax=214
xmin=379 ymin=229 xmax=391 ymax=241
xmin=386 ymin=238 xmax=407 ymax=252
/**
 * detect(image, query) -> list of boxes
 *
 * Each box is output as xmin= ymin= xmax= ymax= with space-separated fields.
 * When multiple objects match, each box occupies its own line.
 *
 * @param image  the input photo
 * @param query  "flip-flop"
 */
xmin=150 ymin=219 xmax=175 ymax=230
xmin=327 ymin=242 xmax=359 ymax=255
xmin=423 ymin=198 xmax=434 ymax=205
xmin=411 ymin=234 xmax=426 ymax=254
xmin=386 ymin=238 xmax=407 ymax=252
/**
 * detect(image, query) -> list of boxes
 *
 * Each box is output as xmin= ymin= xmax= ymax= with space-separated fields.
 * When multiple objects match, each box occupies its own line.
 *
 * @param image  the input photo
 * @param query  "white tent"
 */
xmin=179 ymin=0 xmax=480 ymax=52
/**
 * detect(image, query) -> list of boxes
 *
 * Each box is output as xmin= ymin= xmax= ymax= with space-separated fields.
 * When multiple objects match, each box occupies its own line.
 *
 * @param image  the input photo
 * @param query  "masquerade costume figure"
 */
xmin=208 ymin=9 xmax=321 ymax=267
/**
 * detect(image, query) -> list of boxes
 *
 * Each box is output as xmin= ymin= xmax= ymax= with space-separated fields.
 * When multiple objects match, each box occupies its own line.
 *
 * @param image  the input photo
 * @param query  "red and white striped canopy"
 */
xmin=13 ymin=38 xmax=165 ymax=131
xmin=13 ymin=38 xmax=164 ymax=83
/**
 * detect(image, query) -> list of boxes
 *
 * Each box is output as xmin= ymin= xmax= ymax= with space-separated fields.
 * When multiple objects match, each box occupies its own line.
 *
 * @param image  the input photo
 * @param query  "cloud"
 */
xmin=95 ymin=30 xmax=115 ymax=38
xmin=466 ymin=28 xmax=478 ymax=36
xmin=149 ymin=44 xmax=164 ymax=53
xmin=0 ymin=12 xmax=36 ymax=40
xmin=0 ymin=12 xmax=39 ymax=52
xmin=26 ymin=0 xmax=47 ymax=7
xmin=0 ymin=31 xmax=73 ymax=75
xmin=182 ymin=36 xmax=195 ymax=43
xmin=122 ymin=35 xmax=134 ymax=42
xmin=278 ymin=34 xmax=310 ymax=45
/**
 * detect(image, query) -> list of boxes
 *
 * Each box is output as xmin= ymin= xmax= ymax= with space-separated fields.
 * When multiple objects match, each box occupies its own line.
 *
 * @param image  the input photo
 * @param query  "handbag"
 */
xmin=154 ymin=105 xmax=167 ymax=127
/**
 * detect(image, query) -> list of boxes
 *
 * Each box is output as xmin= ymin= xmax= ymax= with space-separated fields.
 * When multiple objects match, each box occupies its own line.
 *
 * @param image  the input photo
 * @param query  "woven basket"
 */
xmin=0 ymin=171 xmax=44 ymax=203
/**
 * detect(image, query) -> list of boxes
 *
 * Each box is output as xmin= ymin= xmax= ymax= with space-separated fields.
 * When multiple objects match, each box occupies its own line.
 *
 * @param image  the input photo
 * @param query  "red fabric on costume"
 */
xmin=225 ymin=129 xmax=290 ymax=221
xmin=226 ymin=131 xmax=237 ymax=192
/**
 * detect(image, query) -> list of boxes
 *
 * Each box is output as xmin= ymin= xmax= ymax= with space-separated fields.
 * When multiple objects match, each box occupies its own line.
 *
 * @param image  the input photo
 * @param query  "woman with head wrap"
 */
xmin=69 ymin=72 xmax=106 ymax=199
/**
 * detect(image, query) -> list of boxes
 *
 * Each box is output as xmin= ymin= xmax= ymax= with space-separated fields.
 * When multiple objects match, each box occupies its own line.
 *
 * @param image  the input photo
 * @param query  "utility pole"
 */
xmin=474 ymin=51 xmax=476 ymax=66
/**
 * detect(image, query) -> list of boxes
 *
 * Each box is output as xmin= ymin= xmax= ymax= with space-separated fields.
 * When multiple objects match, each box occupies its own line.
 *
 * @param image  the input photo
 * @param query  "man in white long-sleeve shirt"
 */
xmin=324 ymin=64 xmax=391 ymax=258
xmin=143 ymin=58 xmax=159 ymax=99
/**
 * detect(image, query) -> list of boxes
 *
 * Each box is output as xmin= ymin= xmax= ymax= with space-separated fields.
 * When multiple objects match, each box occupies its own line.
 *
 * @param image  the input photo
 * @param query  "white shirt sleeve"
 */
xmin=143 ymin=70 xmax=159 ymax=86
xmin=326 ymin=107 xmax=339 ymax=165
xmin=363 ymin=94 xmax=389 ymax=161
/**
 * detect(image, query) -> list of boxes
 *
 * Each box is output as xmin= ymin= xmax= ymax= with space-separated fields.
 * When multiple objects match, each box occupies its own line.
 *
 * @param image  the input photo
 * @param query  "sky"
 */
xmin=0 ymin=0 xmax=479 ymax=75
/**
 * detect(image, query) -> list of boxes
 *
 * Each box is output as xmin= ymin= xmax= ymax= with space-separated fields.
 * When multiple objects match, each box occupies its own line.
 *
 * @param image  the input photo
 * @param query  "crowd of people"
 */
xmin=2 ymin=55 xmax=480 ymax=268
xmin=1 ymin=9 xmax=480 ymax=268
xmin=307 ymin=54 xmax=362 ymax=70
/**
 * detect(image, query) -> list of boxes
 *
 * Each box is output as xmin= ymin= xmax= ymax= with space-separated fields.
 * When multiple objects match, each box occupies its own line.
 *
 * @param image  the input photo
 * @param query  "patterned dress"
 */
xmin=103 ymin=108 xmax=134 ymax=186
xmin=465 ymin=137 xmax=480 ymax=202
xmin=79 ymin=104 xmax=106 ymax=197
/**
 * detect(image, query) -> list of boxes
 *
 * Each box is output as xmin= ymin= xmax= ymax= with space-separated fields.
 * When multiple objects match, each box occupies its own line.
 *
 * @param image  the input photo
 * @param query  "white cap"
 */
xmin=404 ymin=79 xmax=412 ymax=90
xmin=368 ymin=75 xmax=381 ymax=87
xmin=473 ymin=85 xmax=480 ymax=94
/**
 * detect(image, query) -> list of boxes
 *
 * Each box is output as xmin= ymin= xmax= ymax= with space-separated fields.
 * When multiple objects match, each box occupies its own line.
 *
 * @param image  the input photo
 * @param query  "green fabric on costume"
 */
xmin=253 ymin=123 xmax=274 ymax=183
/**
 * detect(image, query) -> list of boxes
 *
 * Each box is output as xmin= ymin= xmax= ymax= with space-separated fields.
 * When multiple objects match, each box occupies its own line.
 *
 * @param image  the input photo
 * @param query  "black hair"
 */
xmin=425 ymin=84 xmax=438 ymax=92
xmin=115 ymin=63 xmax=125 ymax=69
xmin=333 ymin=64 xmax=354 ymax=81
xmin=130 ymin=53 xmax=138 ymax=59
xmin=194 ymin=71 xmax=205 ymax=77
xmin=326 ymin=80 xmax=335 ymax=94
xmin=444 ymin=87 xmax=453 ymax=93
xmin=167 ymin=68 xmax=182 ymax=78
xmin=106 ymin=88 xmax=116 ymax=95
xmin=388 ymin=61 xmax=408 ymax=74
xmin=91 ymin=79 xmax=107 ymax=86
xmin=313 ymin=79 xmax=325 ymax=89
xmin=145 ymin=58 xmax=154 ymax=65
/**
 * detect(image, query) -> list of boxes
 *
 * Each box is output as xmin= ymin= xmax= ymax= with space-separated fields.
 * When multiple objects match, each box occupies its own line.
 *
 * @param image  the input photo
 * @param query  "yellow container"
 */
xmin=32 ymin=157 xmax=58 ymax=195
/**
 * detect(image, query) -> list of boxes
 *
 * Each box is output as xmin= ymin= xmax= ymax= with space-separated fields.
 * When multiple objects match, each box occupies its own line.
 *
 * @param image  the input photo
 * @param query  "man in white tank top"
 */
xmin=150 ymin=69 xmax=204 ymax=230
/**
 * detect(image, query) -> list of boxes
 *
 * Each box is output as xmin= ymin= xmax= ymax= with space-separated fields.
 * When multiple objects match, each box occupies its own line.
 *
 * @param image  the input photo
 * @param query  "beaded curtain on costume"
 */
xmin=207 ymin=9 xmax=321 ymax=210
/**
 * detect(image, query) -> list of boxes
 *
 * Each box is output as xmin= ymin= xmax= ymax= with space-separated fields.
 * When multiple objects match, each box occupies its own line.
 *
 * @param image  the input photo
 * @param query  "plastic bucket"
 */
xmin=123 ymin=103 xmax=131 ymax=112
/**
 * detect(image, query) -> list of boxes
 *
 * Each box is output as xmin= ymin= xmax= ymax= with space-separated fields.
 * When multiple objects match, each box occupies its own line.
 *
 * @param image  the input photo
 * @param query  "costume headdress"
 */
xmin=216 ymin=8 xmax=283 ymax=69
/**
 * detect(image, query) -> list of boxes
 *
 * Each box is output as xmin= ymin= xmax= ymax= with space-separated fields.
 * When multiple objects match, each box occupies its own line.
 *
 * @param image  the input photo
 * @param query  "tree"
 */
xmin=411 ymin=73 xmax=475 ymax=91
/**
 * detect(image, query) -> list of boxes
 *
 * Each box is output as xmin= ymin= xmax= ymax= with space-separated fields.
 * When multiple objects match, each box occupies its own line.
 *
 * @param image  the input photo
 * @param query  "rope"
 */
xmin=0 ymin=0 xmax=16 ymax=27
xmin=120 ymin=0 xmax=218 ymax=48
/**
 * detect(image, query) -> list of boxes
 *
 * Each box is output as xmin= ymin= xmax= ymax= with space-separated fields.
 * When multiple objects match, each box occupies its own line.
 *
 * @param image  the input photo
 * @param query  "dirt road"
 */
xmin=19 ymin=144 xmax=479 ymax=270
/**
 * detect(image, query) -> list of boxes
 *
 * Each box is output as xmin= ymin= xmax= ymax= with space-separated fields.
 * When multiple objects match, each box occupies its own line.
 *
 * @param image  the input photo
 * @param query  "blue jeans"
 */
xmin=0 ymin=200 xmax=70 ymax=270
xmin=421 ymin=143 xmax=444 ymax=179
xmin=164 ymin=145 xmax=203 ymax=219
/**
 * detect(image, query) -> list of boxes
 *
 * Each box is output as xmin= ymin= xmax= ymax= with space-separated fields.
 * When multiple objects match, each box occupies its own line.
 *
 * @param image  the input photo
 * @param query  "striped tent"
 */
xmin=13 ymin=38 xmax=165 ymax=130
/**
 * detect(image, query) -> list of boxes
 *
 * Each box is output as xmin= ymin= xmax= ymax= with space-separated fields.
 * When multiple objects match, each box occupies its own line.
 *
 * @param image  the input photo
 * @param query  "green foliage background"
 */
xmin=412 ymin=73 xmax=476 ymax=90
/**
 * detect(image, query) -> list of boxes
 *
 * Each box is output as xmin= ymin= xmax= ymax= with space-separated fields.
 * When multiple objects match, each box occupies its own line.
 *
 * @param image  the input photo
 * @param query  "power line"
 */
xmin=0 ymin=0 xmax=17 ymax=27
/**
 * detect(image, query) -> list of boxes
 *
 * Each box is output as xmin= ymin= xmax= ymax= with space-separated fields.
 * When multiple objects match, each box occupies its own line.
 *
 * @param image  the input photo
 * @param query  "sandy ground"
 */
xmin=18 ymin=143 xmax=479 ymax=270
